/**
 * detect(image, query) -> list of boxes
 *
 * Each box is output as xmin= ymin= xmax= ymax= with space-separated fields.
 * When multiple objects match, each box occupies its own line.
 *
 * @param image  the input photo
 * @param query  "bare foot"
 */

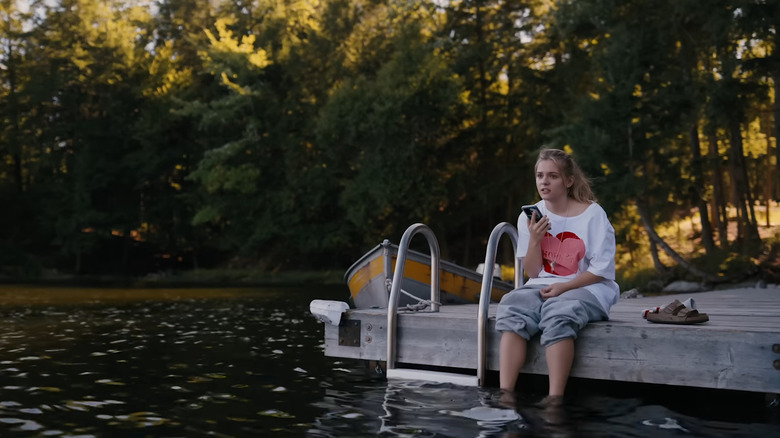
xmin=498 ymin=389 xmax=517 ymax=409
xmin=540 ymin=395 xmax=564 ymax=408
xmin=538 ymin=395 xmax=566 ymax=426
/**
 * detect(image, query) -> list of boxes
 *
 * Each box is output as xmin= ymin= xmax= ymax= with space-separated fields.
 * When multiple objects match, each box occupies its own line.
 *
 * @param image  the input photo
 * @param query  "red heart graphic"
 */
xmin=541 ymin=232 xmax=585 ymax=276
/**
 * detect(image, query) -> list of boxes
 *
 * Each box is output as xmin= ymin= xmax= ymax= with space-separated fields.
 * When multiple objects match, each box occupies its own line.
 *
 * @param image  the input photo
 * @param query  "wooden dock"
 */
xmin=322 ymin=287 xmax=780 ymax=394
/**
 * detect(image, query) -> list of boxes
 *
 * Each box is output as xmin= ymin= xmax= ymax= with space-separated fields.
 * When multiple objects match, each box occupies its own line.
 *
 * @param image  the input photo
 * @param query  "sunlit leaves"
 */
xmin=144 ymin=40 xmax=194 ymax=97
xmin=203 ymin=17 xmax=272 ymax=72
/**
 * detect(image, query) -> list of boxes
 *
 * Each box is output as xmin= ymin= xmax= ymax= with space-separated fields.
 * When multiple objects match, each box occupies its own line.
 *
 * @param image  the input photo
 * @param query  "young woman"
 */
xmin=496 ymin=148 xmax=619 ymax=401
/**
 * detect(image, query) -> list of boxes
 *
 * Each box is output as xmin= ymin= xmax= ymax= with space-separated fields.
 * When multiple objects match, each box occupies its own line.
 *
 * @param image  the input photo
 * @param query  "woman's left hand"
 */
xmin=540 ymin=283 xmax=568 ymax=300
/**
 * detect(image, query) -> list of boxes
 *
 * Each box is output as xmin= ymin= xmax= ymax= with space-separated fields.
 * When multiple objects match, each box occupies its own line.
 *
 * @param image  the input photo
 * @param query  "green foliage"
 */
xmin=0 ymin=0 xmax=777 ymax=281
xmin=318 ymin=19 xmax=465 ymax=245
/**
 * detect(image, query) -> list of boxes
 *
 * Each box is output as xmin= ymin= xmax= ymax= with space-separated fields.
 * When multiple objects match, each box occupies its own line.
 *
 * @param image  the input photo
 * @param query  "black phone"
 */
xmin=521 ymin=205 xmax=542 ymax=222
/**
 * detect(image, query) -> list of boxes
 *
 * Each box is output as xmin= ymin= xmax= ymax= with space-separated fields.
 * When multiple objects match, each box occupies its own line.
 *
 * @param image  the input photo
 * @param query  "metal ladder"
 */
xmin=477 ymin=222 xmax=521 ymax=385
xmin=385 ymin=222 xmax=521 ymax=386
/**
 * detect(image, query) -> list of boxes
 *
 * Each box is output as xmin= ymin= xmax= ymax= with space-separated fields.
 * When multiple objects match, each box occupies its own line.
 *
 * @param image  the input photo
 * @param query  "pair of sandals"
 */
xmin=645 ymin=298 xmax=709 ymax=325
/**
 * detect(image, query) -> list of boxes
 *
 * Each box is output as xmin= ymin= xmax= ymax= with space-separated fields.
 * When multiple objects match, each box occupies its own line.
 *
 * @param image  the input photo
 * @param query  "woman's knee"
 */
xmin=540 ymin=297 xmax=590 ymax=323
xmin=495 ymin=287 xmax=544 ymax=337
xmin=540 ymin=289 xmax=604 ymax=323
xmin=538 ymin=300 xmax=590 ymax=346
xmin=499 ymin=287 xmax=544 ymax=308
xmin=495 ymin=312 xmax=539 ymax=340
xmin=540 ymin=326 xmax=578 ymax=347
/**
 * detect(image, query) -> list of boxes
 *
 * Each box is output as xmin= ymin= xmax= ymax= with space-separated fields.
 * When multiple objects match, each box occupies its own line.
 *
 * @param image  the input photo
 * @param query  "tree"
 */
xmin=546 ymin=0 xmax=728 ymax=280
xmin=132 ymin=0 xmax=219 ymax=270
xmin=29 ymin=0 xmax=153 ymax=273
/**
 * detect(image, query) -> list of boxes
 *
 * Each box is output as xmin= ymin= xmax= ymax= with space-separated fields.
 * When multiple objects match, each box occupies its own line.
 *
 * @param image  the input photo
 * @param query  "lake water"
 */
xmin=0 ymin=285 xmax=777 ymax=437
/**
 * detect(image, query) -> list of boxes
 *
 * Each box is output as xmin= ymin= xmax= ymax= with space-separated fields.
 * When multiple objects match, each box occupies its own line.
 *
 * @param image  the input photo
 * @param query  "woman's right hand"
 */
xmin=528 ymin=212 xmax=551 ymax=244
xmin=523 ymin=212 xmax=550 ymax=278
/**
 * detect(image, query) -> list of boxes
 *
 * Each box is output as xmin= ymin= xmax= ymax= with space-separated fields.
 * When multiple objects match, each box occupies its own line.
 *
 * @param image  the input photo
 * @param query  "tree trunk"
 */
xmin=708 ymin=132 xmax=728 ymax=247
xmin=7 ymin=51 xmax=24 ymax=193
xmin=462 ymin=218 xmax=472 ymax=268
xmin=474 ymin=1 xmax=488 ymax=132
xmin=689 ymin=125 xmax=715 ymax=253
xmin=774 ymin=31 xmax=780 ymax=201
xmin=727 ymin=120 xmax=760 ymax=244
xmin=649 ymin=240 xmax=667 ymax=275
xmin=636 ymin=201 xmax=720 ymax=283
xmin=772 ymin=73 xmax=780 ymax=207
xmin=121 ymin=234 xmax=130 ymax=276
xmin=762 ymin=110 xmax=773 ymax=228
xmin=75 ymin=250 xmax=82 ymax=275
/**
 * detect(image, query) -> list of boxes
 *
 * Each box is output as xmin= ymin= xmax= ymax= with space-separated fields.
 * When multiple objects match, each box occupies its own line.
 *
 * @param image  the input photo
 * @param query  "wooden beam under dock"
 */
xmin=322 ymin=288 xmax=780 ymax=394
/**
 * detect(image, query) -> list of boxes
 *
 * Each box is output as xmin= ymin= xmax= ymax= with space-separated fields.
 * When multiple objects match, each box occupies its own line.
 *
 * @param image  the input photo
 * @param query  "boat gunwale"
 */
xmin=344 ymin=241 xmax=514 ymax=291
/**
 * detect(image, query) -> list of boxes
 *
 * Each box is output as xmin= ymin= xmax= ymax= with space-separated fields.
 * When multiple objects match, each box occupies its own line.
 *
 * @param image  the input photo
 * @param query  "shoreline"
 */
xmin=0 ymin=265 xmax=775 ymax=295
xmin=0 ymin=269 xmax=345 ymax=289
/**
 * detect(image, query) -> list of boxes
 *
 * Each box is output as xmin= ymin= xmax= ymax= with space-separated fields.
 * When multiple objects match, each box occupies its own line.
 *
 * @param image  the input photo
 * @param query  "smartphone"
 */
xmin=521 ymin=205 xmax=542 ymax=222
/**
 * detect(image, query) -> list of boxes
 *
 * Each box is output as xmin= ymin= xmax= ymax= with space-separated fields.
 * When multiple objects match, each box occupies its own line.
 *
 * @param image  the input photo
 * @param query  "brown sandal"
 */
xmin=646 ymin=299 xmax=709 ymax=325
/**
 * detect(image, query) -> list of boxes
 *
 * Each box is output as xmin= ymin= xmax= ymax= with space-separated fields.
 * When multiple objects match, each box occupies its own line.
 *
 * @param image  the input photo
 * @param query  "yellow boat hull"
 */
xmin=345 ymin=240 xmax=514 ymax=308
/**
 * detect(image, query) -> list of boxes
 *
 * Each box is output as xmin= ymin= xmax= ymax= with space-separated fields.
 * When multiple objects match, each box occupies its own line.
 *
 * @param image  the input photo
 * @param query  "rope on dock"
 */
xmin=385 ymin=279 xmax=441 ymax=311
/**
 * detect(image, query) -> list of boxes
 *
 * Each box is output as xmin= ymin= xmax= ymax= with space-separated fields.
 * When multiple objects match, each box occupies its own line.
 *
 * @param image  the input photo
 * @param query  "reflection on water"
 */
xmin=0 ymin=285 xmax=776 ymax=437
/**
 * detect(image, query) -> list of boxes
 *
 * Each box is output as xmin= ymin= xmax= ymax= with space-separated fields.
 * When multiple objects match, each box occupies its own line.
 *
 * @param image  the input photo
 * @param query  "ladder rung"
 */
xmin=386 ymin=368 xmax=478 ymax=386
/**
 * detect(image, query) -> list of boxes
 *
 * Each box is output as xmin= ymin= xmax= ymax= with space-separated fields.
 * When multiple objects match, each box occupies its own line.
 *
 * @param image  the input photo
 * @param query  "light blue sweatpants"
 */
xmin=495 ymin=284 xmax=608 ymax=347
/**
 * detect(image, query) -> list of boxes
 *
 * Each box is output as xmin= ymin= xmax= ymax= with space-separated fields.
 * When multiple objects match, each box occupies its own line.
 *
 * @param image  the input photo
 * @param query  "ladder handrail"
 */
xmin=387 ymin=223 xmax=441 ymax=371
xmin=477 ymin=222 xmax=519 ymax=386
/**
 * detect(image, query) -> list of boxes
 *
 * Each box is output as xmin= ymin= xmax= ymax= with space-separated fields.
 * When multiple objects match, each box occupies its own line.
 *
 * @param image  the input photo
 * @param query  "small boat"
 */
xmin=345 ymin=239 xmax=514 ymax=308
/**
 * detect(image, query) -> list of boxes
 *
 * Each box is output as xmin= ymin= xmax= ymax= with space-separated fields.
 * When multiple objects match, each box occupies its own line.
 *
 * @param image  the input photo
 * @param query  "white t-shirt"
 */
xmin=516 ymin=201 xmax=620 ymax=313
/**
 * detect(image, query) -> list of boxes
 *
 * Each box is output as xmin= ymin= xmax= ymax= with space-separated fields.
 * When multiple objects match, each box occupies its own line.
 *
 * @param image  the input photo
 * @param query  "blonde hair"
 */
xmin=535 ymin=148 xmax=596 ymax=203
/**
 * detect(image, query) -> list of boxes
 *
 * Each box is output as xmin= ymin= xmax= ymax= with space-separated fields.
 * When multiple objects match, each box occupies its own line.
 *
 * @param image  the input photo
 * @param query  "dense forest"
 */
xmin=1 ymin=0 xmax=778 ymax=287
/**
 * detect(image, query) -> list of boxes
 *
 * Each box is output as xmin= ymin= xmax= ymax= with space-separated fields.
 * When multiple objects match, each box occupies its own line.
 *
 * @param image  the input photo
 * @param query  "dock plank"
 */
xmin=322 ymin=287 xmax=780 ymax=393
